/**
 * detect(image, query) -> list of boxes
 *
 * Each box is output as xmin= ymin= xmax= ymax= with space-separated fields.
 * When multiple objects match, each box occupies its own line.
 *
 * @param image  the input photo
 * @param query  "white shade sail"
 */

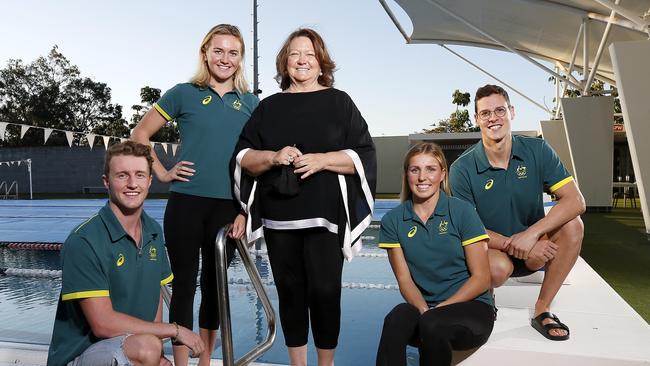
xmin=384 ymin=0 xmax=649 ymax=85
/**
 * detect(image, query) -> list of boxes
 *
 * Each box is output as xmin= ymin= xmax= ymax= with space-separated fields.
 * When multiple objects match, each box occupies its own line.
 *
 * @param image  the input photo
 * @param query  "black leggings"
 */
xmin=164 ymin=191 xmax=236 ymax=330
xmin=263 ymin=228 xmax=343 ymax=349
xmin=376 ymin=301 xmax=494 ymax=366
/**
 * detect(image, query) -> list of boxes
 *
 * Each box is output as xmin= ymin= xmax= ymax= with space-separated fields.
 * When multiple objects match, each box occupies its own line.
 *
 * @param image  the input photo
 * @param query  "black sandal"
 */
xmin=531 ymin=312 xmax=570 ymax=341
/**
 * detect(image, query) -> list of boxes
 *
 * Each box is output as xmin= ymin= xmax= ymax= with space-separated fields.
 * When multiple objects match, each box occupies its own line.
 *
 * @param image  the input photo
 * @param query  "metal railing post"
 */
xmin=161 ymin=224 xmax=276 ymax=365
xmin=232 ymin=232 xmax=276 ymax=365
xmin=215 ymin=224 xmax=235 ymax=366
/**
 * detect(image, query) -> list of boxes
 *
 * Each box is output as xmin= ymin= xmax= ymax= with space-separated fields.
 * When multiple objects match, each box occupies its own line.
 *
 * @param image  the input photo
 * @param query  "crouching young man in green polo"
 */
xmin=47 ymin=141 xmax=204 ymax=366
xmin=449 ymin=85 xmax=586 ymax=341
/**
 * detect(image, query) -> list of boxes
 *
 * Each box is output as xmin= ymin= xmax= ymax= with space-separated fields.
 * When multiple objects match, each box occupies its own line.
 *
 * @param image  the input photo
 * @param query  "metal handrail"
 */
xmin=161 ymin=225 xmax=276 ymax=365
xmin=216 ymin=224 xmax=276 ymax=365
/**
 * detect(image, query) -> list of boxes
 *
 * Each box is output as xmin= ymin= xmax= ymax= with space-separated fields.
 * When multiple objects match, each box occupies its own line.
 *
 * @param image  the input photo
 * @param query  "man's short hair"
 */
xmin=103 ymin=141 xmax=154 ymax=176
xmin=474 ymin=84 xmax=511 ymax=114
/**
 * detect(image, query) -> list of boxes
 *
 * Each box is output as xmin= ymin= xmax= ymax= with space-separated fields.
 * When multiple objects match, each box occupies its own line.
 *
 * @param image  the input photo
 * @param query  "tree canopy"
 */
xmin=129 ymin=86 xmax=179 ymax=143
xmin=0 ymin=46 xmax=128 ymax=146
xmin=423 ymin=89 xmax=479 ymax=133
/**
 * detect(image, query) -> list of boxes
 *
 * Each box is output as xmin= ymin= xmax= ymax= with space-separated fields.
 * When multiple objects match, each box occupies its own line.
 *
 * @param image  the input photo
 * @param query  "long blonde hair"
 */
xmin=400 ymin=142 xmax=450 ymax=202
xmin=190 ymin=24 xmax=250 ymax=94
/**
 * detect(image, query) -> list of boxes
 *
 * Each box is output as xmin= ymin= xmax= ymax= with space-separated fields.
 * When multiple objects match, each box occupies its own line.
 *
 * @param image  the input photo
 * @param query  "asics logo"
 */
xmin=407 ymin=226 xmax=417 ymax=238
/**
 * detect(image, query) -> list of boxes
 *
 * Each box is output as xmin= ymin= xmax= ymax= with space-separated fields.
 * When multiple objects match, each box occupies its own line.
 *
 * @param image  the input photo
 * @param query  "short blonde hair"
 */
xmin=190 ymin=24 xmax=250 ymax=94
xmin=274 ymin=28 xmax=336 ymax=91
xmin=400 ymin=142 xmax=450 ymax=202
xmin=104 ymin=141 xmax=153 ymax=176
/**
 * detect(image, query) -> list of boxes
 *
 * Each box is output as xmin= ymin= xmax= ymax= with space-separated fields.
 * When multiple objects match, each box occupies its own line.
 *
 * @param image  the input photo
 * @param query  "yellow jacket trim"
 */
xmin=153 ymin=103 xmax=172 ymax=121
xmin=74 ymin=214 xmax=98 ymax=233
xmin=462 ymin=234 xmax=490 ymax=246
xmin=549 ymin=176 xmax=574 ymax=193
xmin=62 ymin=290 xmax=110 ymax=301
xmin=160 ymin=273 xmax=174 ymax=286
xmin=378 ymin=243 xmax=401 ymax=249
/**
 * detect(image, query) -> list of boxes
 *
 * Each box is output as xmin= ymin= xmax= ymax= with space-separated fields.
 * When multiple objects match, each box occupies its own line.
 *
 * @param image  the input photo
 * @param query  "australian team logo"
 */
xmin=438 ymin=220 xmax=448 ymax=234
xmin=149 ymin=247 xmax=157 ymax=261
xmin=484 ymin=179 xmax=494 ymax=190
xmin=232 ymin=99 xmax=242 ymax=110
xmin=516 ymin=165 xmax=528 ymax=179
xmin=407 ymin=226 xmax=417 ymax=238
xmin=116 ymin=253 xmax=125 ymax=267
xmin=202 ymin=95 xmax=212 ymax=105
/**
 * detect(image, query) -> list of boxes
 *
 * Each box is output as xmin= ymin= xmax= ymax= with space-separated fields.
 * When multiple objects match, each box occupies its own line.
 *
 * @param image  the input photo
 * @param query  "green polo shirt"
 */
xmin=154 ymin=83 xmax=259 ymax=199
xmin=378 ymin=191 xmax=492 ymax=306
xmin=47 ymin=203 xmax=173 ymax=366
xmin=449 ymin=135 xmax=573 ymax=237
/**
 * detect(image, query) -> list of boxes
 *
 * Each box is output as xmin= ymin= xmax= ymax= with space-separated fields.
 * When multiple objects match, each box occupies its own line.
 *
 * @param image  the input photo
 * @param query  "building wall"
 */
xmin=409 ymin=130 xmax=539 ymax=166
xmin=5 ymin=130 xmax=623 ymax=200
xmin=0 ymin=138 xmax=413 ymax=196
xmin=0 ymin=145 xmax=174 ymax=195
xmin=373 ymin=136 xmax=409 ymax=194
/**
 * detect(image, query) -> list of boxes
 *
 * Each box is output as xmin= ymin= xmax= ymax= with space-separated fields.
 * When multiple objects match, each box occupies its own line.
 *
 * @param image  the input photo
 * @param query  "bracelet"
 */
xmin=171 ymin=322 xmax=179 ymax=342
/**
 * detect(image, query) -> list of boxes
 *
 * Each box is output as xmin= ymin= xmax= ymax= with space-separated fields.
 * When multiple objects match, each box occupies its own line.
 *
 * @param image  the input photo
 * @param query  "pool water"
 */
xmin=0 ymin=199 xmax=421 ymax=365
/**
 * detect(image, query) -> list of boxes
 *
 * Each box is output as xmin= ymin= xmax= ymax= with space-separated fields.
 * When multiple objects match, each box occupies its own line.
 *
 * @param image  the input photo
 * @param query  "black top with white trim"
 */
xmin=232 ymin=88 xmax=376 ymax=260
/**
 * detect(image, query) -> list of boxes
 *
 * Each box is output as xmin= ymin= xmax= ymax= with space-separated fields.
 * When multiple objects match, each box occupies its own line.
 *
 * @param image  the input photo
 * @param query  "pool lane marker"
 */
xmin=1 ymin=268 xmax=400 ymax=290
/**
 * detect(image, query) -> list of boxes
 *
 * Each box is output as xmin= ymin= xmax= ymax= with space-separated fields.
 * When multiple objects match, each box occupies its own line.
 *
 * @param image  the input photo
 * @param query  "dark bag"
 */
xmin=271 ymin=165 xmax=300 ymax=197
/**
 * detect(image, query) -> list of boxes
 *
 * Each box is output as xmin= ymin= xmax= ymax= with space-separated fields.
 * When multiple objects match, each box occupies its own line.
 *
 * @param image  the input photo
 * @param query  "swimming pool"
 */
xmin=0 ymin=199 xmax=420 ymax=365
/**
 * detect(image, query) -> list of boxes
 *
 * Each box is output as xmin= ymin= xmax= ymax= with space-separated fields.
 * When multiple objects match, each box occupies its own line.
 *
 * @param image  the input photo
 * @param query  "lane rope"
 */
xmin=0 ymin=267 xmax=399 ymax=290
xmin=0 ymin=242 xmax=389 ymax=257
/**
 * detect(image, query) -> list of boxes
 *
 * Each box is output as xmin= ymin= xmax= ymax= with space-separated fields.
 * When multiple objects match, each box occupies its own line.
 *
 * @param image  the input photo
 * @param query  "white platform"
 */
xmin=1 ymin=257 xmax=649 ymax=366
xmin=456 ymin=257 xmax=650 ymax=365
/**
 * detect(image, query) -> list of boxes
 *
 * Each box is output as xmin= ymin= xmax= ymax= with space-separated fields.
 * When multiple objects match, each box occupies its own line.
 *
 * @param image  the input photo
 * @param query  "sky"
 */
xmin=0 ymin=0 xmax=559 ymax=137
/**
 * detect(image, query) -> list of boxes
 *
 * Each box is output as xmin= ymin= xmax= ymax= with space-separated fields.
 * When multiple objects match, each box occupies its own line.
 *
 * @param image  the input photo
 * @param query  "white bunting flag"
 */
xmin=44 ymin=128 xmax=53 ymax=144
xmin=20 ymin=125 xmax=30 ymax=139
xmin=65 ymin=131 xmax=74 ymax=147
xmin=0 ymin=121 xmax=180 ymax=151
xmin=0 ymin=122 xmax=7 ymax=141
xmin=86 ymin=133 xmax=96 ymax=149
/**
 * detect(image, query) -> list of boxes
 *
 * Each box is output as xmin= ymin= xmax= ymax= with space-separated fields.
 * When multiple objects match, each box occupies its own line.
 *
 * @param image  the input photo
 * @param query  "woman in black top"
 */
xmin=232 ymin=28 xmax=376 ymax=366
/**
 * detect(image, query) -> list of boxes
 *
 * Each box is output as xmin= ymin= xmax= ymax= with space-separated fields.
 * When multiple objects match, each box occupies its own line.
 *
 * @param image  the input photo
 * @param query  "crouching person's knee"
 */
xmin=556 ymin=216 xmax=584 ymax=254
xmin=124 ymin=334 xmax=162 ymax=366
xmin=384 ymin=303 xmax=420 ymax=329
xmin=489 ymin=257 xmax=513 ymax=288
xmin=565 ymin=216 xmax=584 ymax=242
